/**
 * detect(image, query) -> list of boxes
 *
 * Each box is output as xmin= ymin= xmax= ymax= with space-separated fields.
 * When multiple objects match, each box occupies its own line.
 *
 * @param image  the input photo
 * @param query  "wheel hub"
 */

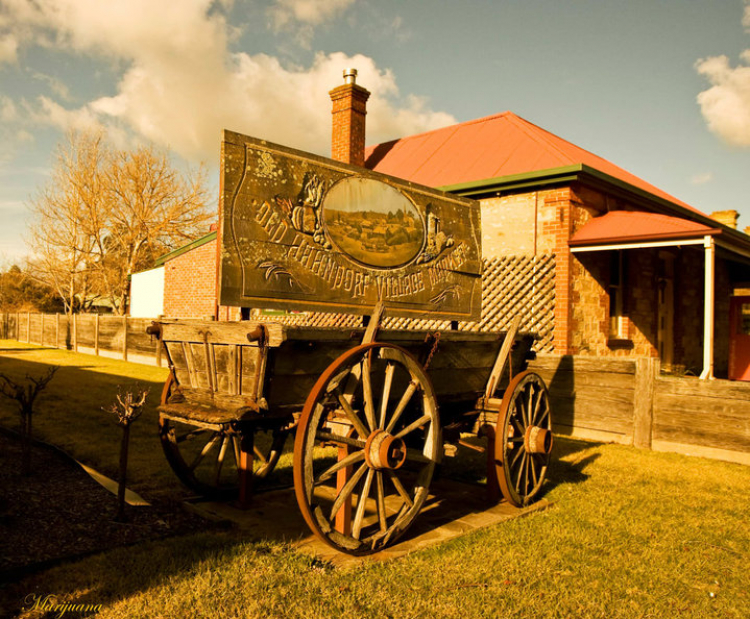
xmin=364 ymin=429 xmax=407 ymax=470
xmin=524 ymin=425 xmax=553 ymax=455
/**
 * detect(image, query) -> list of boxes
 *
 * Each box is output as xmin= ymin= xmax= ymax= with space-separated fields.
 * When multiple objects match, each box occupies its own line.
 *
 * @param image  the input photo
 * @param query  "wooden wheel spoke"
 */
xmin=327 ymin=366 xmax=354 ymax=393
xmin=214 ymin=436 xmax=228 ymax=485
xmin=315 ymin=431 xmax=366 ymax=450
xmin=328 ymin=462 xmax=368 ymax=522
xmin=514 ymin=451 xmax=528 ymax=492
xmin=335 ymin=390 xmax=369 ymax=438
xmin=188 ymin=433 xmax=220 ymax=471
xmin=535 ymin=404 xmax=550 ymax=428
xmin=376 ymin=471 xmax=387 ymax=533
xmin=384 ymin=381 xmax=418 ymax=434
xmin=395 ymin=413 xmax=431 ymax=439
xmin=361 ymin=355 xmax=377 ymax=431
xmin=352 ymin=469 xmax=375 ymax=540
xmin=253 ymin=444 xmax=269 ymax=465
xmin=318 ymin=450 xmax=366 ymax=482
xmin=530 ymin=387 xmax=544 ymax=425
xmin=232 ymin=435 xmax=241 ymax=466
xmin=510 ymin=443 xmax=525 ymax=469
xmin=386 ymin=470 xmax=414 ymax=508
xmin=378 ymin=363 xmax=395 ymax=430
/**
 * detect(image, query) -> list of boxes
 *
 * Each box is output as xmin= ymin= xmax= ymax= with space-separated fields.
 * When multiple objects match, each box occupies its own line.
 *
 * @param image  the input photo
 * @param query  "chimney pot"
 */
xmin=343 ymin=68 xmax=357 ymax=85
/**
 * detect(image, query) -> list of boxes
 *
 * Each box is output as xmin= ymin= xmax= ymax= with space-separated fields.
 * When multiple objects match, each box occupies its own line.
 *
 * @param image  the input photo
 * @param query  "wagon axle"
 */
xmin=364 ymin=429 xmax=407 ymax=470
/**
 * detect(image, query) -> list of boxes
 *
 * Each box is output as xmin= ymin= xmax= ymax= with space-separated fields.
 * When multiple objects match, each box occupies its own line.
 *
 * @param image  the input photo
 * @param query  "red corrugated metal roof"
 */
xmin=364 ymin=111 xmax=700 ymax=214
xmin=569 ymin=211 xmax=718 ymax=246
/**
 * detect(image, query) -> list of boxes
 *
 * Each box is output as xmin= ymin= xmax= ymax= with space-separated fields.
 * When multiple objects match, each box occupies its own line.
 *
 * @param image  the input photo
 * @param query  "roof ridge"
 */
xmin=504 ymin=112 xmax=584 ymax=164
xmin=365 ymin=111 xmax=512 ymax=150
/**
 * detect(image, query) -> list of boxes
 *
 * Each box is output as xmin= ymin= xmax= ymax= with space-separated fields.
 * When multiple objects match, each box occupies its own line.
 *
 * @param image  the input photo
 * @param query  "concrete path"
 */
xmin=186 ymin=478 xmax=551 ymax=567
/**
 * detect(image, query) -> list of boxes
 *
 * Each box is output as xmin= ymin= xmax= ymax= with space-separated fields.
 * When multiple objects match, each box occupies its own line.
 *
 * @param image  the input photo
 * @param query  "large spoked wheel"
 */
xmin=159 ymin=416 xmax=288 ymax=499
xmin=495 ymin=370 xmax=553 ymax=507
xmin=294 ymin=342 xmax=441 ymax=555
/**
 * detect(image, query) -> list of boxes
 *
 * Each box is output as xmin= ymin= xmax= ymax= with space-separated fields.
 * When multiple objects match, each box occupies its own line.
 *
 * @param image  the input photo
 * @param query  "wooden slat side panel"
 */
xmin=653 ymin=378 xmax=750 ymax=452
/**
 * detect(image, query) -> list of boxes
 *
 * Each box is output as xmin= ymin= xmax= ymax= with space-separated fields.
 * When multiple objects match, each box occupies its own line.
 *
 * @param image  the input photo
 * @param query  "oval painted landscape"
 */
xmin=322 ymin=177 xmax=424 ymax=268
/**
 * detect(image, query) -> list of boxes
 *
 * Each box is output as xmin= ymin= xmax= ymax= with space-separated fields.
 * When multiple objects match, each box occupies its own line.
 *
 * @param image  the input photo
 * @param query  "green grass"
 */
xmin=0 ymin=340 xmax=173 ymax=499
xmin=2 ymin=340 xmax=750 ymax=618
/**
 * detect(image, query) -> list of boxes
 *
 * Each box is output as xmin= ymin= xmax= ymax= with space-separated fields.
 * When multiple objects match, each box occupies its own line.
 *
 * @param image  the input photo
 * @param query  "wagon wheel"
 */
xmin=158 ymin=374 xmax=288 ymax=499
xmin=495 ymin=370 xmax=553 ymax=506
xmin=294 ymin=342 xmax=441 ymax=555
xmin=159 ymin=417 xmax=288 ymax=499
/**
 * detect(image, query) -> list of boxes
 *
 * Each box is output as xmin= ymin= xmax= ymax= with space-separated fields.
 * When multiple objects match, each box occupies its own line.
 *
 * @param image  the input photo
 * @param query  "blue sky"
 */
xmin=2 ymin=0 xmax=750 ymax=262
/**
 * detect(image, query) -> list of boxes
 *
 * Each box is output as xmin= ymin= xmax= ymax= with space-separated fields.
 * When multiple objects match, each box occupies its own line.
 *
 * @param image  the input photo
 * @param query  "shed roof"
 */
xmin=569 ymin=211 xmax=719 ymax=247
xmin=364 ymin=111 xmax=700 ymax=215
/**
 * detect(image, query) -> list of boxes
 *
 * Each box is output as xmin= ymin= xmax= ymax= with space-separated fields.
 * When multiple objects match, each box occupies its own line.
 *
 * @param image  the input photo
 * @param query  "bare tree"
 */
xmin=98 ymin=145 xmax=211 ymax=313
xmin=105 ymin=387 xmax=149 ymax=522
xmin=26 ymin=132 xmax=106 ymax=316
xmin=27 ymin=131 xmax=212 ymax=315
xmin=0 ymin=367 xmax=59 ymax=476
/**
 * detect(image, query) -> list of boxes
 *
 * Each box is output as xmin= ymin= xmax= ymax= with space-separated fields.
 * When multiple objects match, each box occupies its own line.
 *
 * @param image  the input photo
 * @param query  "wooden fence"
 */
xmin=529 ymin=354 xmax=750 ymax=465
xmin=3 ymin=313 xmax=748 ymax=465
xmin=0 ymin=312 xmax=164 ymax=366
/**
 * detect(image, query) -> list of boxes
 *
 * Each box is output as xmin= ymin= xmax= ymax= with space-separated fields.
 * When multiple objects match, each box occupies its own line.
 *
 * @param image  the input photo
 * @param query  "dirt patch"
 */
xmin=0 ymin=428 xmax=212 ymax=581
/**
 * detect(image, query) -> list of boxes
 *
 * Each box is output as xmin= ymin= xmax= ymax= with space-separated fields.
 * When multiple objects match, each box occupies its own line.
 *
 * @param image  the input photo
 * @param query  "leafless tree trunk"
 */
xmin=0 ymin=368 xmax=59 ymax=476
xmin=106 ymin=388 xmax=148 ymax=522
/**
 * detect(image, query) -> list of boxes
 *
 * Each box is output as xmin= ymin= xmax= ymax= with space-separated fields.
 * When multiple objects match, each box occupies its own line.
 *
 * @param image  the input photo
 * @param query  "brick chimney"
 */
xmin=710 ymin=209 xmax=739 ymax=229
xmin=329 ymin=68 xmax=370 ymax=167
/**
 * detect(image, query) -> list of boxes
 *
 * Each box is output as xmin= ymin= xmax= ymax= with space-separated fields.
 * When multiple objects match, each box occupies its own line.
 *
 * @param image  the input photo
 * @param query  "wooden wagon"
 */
xmin=147 ymin=134 xmax=553 ymax=555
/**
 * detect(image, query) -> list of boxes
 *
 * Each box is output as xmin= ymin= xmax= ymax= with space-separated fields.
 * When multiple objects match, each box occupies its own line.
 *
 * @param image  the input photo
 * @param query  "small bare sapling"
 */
xmin=105 ymin=387 xmax=149 ymax=522
xmin=0 ymin=367 xmax=58 ymax=476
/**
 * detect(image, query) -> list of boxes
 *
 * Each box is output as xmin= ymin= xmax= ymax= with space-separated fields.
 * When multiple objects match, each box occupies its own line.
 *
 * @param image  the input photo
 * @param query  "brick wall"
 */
xmin=163 ymin=238 xmax=219 ymax=319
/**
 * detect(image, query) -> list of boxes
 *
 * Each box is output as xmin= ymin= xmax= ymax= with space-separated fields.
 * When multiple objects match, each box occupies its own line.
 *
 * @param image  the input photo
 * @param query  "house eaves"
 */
xmin=154 ymin=231 xmax=217 ymax=267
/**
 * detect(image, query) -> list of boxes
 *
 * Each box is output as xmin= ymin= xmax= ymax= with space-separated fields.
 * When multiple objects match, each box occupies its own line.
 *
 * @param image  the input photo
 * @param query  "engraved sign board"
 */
xmin=219 ymin=131 xmax=482 ymax=321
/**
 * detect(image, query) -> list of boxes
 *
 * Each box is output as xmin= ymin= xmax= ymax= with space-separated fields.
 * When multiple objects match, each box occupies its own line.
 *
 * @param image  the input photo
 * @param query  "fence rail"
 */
xmin=0 ymin=312 xmax=163 ymax=366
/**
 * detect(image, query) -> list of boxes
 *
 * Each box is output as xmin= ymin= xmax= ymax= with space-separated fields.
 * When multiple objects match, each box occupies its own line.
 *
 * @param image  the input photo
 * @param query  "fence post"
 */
xmin=122 ymin=315 xmax=128 ymax=361
xmin=633 ymin=357 xmax=659 ymax=449
xmin=95 ymin=314 xmax=100 ymax=356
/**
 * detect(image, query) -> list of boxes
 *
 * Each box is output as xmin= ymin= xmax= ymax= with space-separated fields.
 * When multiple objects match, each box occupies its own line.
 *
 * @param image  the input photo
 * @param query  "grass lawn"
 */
xmin=2 ymin=340 xmax=750 ymax=617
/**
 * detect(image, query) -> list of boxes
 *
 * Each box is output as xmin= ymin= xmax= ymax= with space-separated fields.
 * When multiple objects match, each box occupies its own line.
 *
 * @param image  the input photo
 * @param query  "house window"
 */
xmin=609 ymin=250 xmax=627 ymax=339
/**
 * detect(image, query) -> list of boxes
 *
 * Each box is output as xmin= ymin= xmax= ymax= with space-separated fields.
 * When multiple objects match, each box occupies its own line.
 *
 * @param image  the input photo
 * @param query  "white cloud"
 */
xmin=744 ymin=1 xmax=750 ymax=31
xmin=269 ymin=0 xmax=356 ymax=30
xmin=690 ymin=172 xmax=713 ymax=185
xmin=695 ymin=51 xmax=750 ymax=147
xmin=0 ymin=33 xmax=17 ymax=63
xmin=1 ymin=0 xmax=453 ymax=162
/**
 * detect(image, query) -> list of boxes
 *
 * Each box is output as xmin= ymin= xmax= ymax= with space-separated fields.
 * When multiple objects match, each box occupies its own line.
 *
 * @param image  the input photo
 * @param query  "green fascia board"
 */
xmin=154 ymin=231 xmax=217 ymax=266
xmin=442 ymin=164 xmax=750 ymax=253
xmin=439 ymin=165 xmax=585 ymax=196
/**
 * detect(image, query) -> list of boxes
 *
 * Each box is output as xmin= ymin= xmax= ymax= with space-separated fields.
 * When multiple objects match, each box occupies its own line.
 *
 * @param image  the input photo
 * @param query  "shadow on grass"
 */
xmin=0 ymin=350 xmax=173 ymax=501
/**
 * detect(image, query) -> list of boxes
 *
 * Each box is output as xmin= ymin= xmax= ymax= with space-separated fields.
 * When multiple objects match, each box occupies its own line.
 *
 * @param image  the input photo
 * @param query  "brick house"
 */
xmin=362 ymin=108 xmax=750 ymax=379
xmin=134 ymin=70 xmax=750 ymax=379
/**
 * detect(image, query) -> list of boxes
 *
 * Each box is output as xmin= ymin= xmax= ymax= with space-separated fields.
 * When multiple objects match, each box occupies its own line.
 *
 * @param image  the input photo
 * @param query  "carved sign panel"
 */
xmin=219 ymin=131 xmax=482 ymax=320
